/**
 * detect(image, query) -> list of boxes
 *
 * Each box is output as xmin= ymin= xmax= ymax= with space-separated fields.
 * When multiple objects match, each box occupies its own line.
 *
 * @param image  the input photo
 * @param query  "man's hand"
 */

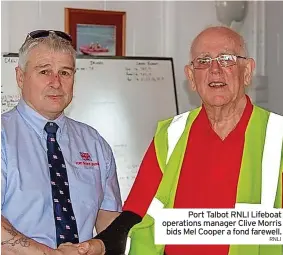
xmin=55 ymin=242 xmax=81 ymax=255
xmin=77 ymin=239 xmax=105 ymax=255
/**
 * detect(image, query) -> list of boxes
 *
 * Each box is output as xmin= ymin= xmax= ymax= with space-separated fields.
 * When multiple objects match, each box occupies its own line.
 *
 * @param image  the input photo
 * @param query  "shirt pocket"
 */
xmin=73 ymin=166 xmax=97 ymax=185
xmin=71 ymin=167 xmax=103 ymax=208
xmin=73 ymin=165 xmax=102 ymax=186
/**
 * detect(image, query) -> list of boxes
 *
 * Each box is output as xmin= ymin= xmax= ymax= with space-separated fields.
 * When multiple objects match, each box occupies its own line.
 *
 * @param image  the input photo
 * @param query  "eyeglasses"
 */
xmin=191 ymin=54 xmax=247 ymax=69
xmin=25 ymin=30 xmax=72 ymax=43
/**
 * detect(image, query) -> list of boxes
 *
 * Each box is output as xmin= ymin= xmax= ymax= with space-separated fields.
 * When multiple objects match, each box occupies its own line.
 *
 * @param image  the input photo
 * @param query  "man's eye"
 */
xmin=59 ymin=70 xmax=71 ymax=76
xmin=219 ymin=55 xmax=233 ymax=61
xmin=39 ymin=70 xmax=49 ymax=75
xmin=197 ymin=58 xmax=210 ymax=64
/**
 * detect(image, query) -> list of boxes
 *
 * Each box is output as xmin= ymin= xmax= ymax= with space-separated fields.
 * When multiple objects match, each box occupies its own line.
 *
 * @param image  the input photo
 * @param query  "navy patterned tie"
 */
xmin=44 ymin=122 xmax=79 ymax=247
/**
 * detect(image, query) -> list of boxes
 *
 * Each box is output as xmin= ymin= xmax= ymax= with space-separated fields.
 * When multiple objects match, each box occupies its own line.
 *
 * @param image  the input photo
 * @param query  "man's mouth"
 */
xmin=47 ymin=95 xmax=63 ymax=99
xmin=208 ymin=82 xmax=227 ymax=88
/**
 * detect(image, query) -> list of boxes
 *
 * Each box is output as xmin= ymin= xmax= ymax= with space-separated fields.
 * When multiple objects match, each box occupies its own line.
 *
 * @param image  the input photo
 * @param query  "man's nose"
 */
xmin=209 ymin=59 xmax=222 ymax=74
xmin=49 ymin=73 xmax=61 ymax=88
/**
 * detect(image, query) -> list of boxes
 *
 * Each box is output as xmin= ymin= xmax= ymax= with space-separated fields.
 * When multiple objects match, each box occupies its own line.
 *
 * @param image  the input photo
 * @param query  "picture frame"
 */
xmin=65 ymin=8 xmax=126 ymax=56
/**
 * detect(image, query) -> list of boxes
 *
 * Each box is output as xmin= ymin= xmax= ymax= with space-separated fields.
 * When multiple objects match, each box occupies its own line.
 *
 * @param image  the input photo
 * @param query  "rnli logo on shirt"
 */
xmin=76 ymin=152 xmax=99 ymax=167
xmin=80 ymin=152 xmax=92 ymax=161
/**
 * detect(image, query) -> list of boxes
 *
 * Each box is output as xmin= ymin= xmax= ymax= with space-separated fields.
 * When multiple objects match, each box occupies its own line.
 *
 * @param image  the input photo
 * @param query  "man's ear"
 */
xmin=184 ymin=64 xmax=196 ymax=91
xmin=16 ymin=66 xmax=25 ymax=89
xmin=243 ymin=58 xmax=255 ymax=87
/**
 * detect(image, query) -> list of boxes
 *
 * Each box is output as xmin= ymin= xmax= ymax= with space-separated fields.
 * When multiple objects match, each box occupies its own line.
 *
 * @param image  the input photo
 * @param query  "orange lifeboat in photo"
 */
xmin=79 ymin=42 xmax=109 ymax=55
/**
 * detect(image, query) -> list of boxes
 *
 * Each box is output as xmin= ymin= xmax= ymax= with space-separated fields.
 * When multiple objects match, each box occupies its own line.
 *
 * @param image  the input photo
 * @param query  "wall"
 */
xmin=168 ymin=1 xmax=219 ymax=112
xmin=1 ymin=1 xmax=269 ymax=113
xmin=2 ymin=1 xmax=164 ymax=57
xmin=266 ymin=1 xmax=283 ymax=115
xmin=161 ymin=1 xmax=263 ymax=112
xmin=1 ymin=1 xmax=10 ymax=53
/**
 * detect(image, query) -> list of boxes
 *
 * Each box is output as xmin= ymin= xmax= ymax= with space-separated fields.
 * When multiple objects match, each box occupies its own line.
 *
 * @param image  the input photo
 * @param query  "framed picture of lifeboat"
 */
xmin=65 ymin=8 xmax=126 ymax=56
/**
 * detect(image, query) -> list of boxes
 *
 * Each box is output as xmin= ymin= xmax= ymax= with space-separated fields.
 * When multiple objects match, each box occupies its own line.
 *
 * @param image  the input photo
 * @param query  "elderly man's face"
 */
xmin=16 ymin=44 xmax=75 ymax=120
xmin=185 ymin=29 xmax=255 ymax=107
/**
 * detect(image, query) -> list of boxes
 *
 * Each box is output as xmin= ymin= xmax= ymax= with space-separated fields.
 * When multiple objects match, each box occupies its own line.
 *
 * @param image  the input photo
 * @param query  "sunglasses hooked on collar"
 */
xmin=25 ymin=30 xmax=72 ymax=43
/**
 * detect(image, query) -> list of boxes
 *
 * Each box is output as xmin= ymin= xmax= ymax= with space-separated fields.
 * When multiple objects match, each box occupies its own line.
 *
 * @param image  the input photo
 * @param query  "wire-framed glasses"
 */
xmin=191 ymin=54 xmax=247 ymax=69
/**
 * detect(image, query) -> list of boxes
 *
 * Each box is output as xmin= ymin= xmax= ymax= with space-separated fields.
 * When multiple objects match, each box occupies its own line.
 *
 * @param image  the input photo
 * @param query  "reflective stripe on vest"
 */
xmin=125 ymin=237 xmax=131 ymax=255
xmin=261 ymin=112 xmax=283 ymax=208
xmin=166 ymin=111 xmax=190 ymax=164
xmin=147 ymin=111 xmax=283 ymax=218
xmin=147 ymin=197 xmax=164 ymax=218
xmin=146 ymin=113 xmax=190 ymax=218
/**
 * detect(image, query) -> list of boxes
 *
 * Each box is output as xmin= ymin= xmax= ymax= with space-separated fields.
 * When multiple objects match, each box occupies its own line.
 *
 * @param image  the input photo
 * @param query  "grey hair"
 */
xmin=18 ymin=32 xmax=76 ymax=71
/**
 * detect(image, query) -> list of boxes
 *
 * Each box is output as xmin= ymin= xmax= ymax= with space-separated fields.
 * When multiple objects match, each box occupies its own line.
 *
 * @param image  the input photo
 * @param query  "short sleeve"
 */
xmin=100 ymin=146 xmax=122 ymax=212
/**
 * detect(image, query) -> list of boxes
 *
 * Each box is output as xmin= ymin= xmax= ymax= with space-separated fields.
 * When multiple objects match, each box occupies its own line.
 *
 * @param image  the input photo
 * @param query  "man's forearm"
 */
xmin=1 ymin=215 xmax=54 ymax=255
xmin=95 ymin=210 xmax=120 ymax=234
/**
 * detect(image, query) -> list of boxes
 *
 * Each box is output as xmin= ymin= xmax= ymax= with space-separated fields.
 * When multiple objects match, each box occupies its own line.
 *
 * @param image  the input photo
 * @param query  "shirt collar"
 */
xmin=16 ymin=98 xmax=66 ymax=139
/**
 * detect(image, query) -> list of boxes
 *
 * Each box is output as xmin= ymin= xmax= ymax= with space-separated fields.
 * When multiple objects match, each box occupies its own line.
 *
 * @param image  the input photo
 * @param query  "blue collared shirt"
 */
xmin=1 ymin=99 xmax=122 ymax=248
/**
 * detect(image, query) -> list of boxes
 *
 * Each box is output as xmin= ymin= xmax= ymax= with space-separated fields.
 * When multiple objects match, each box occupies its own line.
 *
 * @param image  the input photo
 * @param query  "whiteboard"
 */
xmin=1 ymin=54 xmax=178 ymax=202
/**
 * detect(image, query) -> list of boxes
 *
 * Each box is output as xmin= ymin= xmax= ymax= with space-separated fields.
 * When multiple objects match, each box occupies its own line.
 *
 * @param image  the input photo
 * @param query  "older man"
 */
xmin=78 ymin=26 xmax=283 ymax=255
xmin=1 ymin=30 xmax=122 ymax=255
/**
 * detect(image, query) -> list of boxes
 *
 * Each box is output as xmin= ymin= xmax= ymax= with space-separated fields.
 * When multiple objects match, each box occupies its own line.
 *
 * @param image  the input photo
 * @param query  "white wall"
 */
xmin=171 ymin=1 xmax=219 ymax=112
xmin=266 ymin=1 xmax=283 ymax=115
xmin=1 ymin=1 xmax=268 ymax=113
xmin=160 ymin=1 xmax=262 ymax=112
xmin=1 ymin=1 xmax=10 ymax=53
xmin=3 ymin=1 xmax=164 ymax=57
